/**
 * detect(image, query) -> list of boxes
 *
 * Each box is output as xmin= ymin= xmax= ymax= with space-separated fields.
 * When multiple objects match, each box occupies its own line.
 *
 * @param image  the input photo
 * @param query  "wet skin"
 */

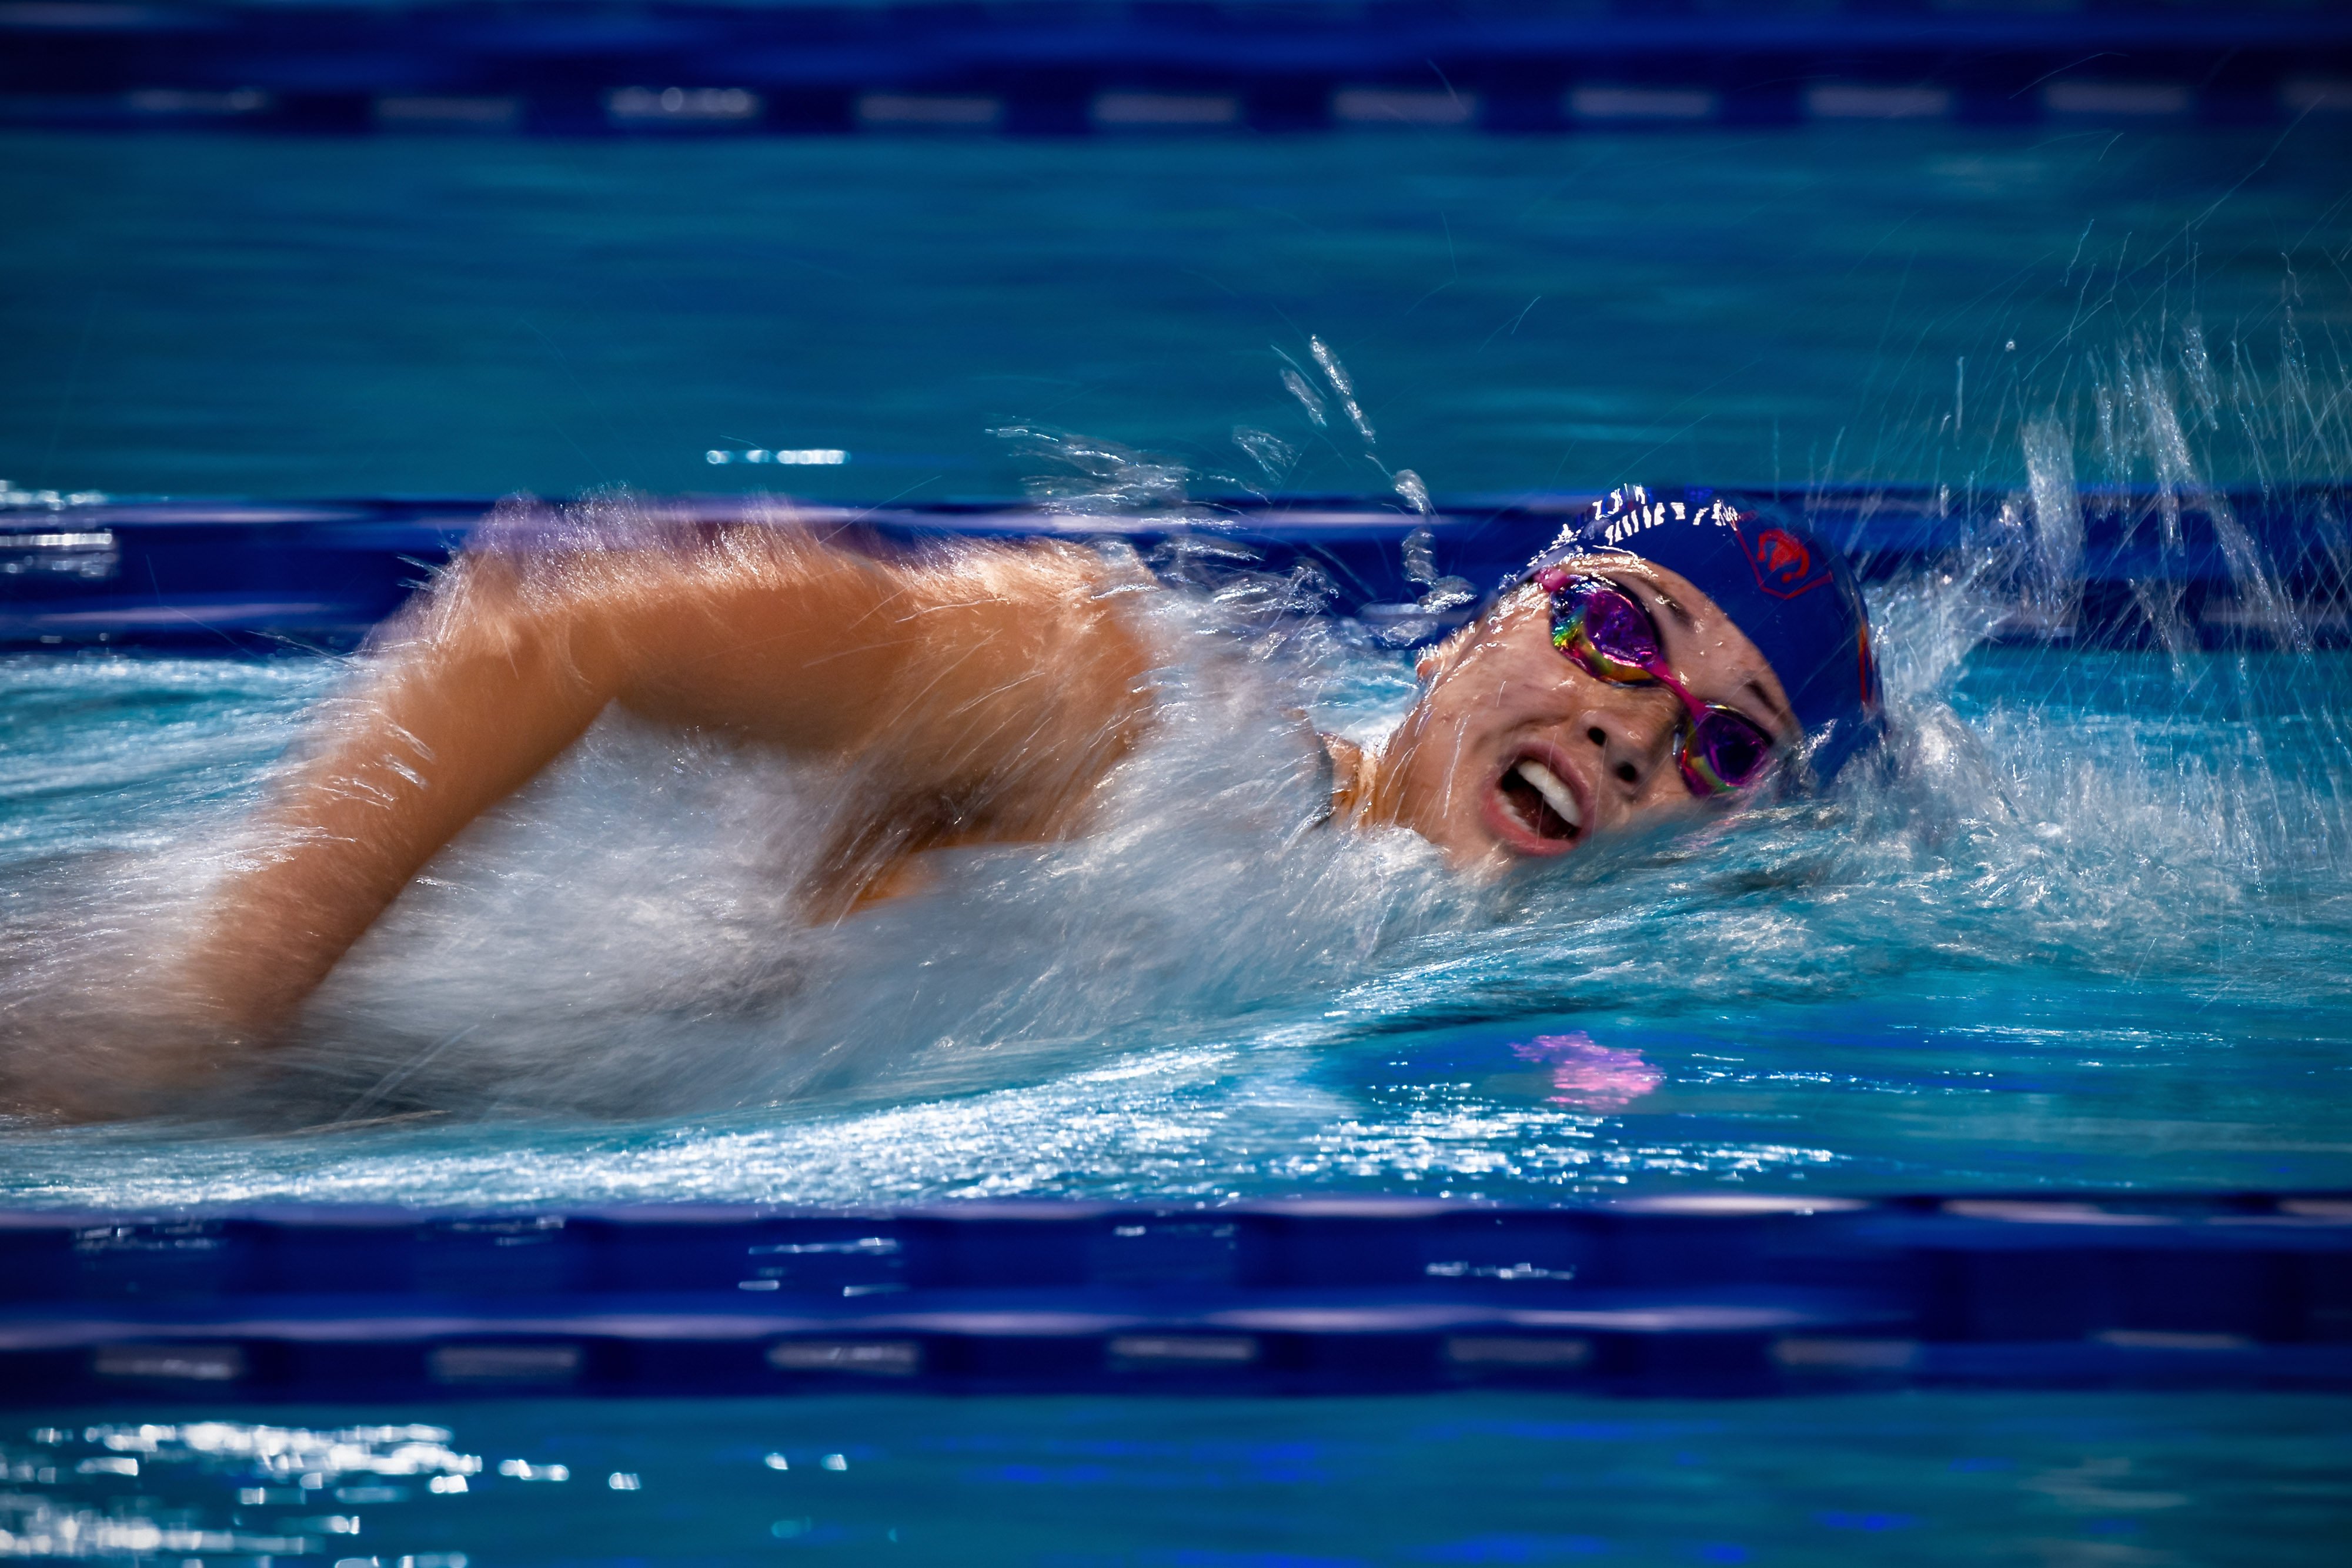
xmin=10 ymin=531 xmax=1798 ymax=1118
xmin=1352 ymin=556 xmax=1800 ymax=871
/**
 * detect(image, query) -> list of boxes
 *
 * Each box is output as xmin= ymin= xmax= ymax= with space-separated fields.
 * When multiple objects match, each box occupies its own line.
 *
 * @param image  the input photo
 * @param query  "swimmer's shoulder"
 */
xmin=650 ymin=520 xmax=1153 ymax=616
xmin=575 ymin=521 xmax=1153 ymax=757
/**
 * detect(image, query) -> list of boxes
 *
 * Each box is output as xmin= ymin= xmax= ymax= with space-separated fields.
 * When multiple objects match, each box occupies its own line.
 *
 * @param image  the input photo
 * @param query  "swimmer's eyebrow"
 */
xmin=1646 ymin=587 xmax=1698 ymax=632
xmin=1743 ymin=677 xmax=1798 ymax=738
xmin=1610 ymin=574 xmax=1796 ymax=738
xmin=1603 ymin=574 xmax=1692 ymax=644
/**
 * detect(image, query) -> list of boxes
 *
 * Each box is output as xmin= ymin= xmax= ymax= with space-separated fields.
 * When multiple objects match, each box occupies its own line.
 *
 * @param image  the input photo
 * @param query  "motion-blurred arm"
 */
xmin=176 ymin=528 xmax=1151 ymax=1055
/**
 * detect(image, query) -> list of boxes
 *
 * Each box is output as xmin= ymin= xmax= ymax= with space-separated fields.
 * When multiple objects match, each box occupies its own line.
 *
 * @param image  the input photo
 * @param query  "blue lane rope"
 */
xmin=3 ymin=1195 xmax=2349 ymax=1402
xmin=2 ymin=3 xmax=2347 ymax=136
xmin=2 ymin=486 xmax=2347 ymax=652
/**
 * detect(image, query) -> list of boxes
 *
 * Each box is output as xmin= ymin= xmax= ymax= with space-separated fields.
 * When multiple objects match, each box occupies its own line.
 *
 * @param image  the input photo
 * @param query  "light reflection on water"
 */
xmin=2 ymin=190 xmax=2351 ymax=1201
xmin=3 ymin=1395 xmax=2347 ymax=1564
xmin=1 ymin=624 xmax=2348 ymax=1205
xmin=0 ymin=1419 xmax=476 ymax=1562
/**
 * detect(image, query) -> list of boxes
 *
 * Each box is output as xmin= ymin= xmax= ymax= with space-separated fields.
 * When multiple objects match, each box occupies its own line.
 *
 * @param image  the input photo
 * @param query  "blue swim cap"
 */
xmin=1518 ymin=486 xmax=1883 ymax=784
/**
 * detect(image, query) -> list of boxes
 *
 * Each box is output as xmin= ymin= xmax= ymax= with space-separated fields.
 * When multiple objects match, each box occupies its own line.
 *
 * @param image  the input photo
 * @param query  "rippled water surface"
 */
xmin=4 ymin=120 xmax=2351 ymax=1204
xmin=3 ymin=613 xmax=2349 ymax=1205
xmin=6 ymin=1393 xmax=2349 ymax=1564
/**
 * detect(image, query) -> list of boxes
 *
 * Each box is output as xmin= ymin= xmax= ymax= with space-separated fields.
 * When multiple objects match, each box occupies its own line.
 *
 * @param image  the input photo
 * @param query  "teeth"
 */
xmin=1514 ymin=760 xmax=1582 ymax=830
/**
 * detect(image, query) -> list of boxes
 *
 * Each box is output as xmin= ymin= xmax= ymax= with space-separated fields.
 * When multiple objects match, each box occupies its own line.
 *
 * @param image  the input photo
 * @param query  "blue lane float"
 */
xmin=2 ymin=2 xmax=2348 ymax=136
xmin=2 ymin=1194 xmax=2349 ymax=1403
xmin=2 ymin=486 xmax=2346 ymax=652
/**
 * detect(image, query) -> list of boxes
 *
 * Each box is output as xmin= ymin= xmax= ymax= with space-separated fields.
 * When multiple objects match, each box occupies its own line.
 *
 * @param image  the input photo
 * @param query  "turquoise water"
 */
xmin=4 ymin=104 xmax=2351 ymax=1564
xmin=2 ymin=122 xmax=2347 ymax=502
xmin=4 ymin=121 xmax=2352 ymax=1201
xmin=3 ymin=624 xmax=2350 ymax=1202
xmin=6 ymin=1393 xmax=2350 ymax=1564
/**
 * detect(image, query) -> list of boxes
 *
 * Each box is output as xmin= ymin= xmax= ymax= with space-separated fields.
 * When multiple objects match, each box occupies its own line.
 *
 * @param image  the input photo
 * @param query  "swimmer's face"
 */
xmin=1374 ymin=559 xmax=1800 ymax=871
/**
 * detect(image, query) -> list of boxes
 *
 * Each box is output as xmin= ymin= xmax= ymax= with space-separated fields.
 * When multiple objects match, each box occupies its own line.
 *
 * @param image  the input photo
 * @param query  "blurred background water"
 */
xmin=2 ymin=122 xmax=2346 ymax=503
xmin=6 ymin=1393 xmax=2348 ymax=1565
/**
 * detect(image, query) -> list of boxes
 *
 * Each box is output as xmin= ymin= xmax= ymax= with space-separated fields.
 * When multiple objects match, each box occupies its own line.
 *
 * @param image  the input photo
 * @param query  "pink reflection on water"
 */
xmin=1510 ymin=1032 xmax=1663 ymax=1111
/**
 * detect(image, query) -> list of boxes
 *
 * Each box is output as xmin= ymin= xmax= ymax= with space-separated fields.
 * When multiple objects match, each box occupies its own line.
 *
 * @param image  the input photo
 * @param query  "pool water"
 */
xmin=2 ymin=122 xmax=2347 ymax=503
xmin=3 ymin=120 xmax=2352 ymax=1201
xmin=6 ymin=1392 xmax=2349 ymax=1565
xmin=4 ymin=89 xmax=2351 ymax=1567
xmin=3 ymin=601 xmax=2350 ymax=1202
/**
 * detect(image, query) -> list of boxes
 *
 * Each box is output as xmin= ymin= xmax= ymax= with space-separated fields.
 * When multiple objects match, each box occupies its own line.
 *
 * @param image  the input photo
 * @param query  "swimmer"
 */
xmin=21 ymin=486 xmax=1878 ymax=1117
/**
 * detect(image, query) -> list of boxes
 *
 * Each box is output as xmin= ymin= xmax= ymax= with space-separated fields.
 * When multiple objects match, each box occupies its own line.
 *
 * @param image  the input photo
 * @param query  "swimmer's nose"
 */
xmin=1578 ymin=693 xmax=1681 ymax=798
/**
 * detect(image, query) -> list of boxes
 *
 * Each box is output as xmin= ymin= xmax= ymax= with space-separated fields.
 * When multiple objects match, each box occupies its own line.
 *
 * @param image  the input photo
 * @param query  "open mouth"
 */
xmin=1490 ymin=753 xmax=1585 ymax=854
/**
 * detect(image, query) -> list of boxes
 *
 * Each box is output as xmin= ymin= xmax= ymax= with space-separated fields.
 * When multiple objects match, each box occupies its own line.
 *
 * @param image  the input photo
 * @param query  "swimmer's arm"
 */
xmin=179 ymin=537 xmax=1144 ymax=1048
xmin=178 ymin=559 xmax=643 ymax=1048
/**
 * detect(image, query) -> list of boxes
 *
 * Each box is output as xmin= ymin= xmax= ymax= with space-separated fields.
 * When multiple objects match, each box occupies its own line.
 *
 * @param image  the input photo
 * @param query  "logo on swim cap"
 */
xmin=1743 ymin=525 xmax=1830 ymax=600
xmin=1508 ymin=484 xmax=1883 ymax=784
